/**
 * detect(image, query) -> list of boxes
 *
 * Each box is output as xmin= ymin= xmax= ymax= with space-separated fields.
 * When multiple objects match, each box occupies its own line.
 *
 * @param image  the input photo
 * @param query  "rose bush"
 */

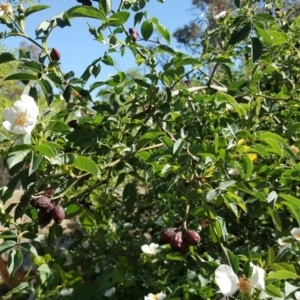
xmin=1 ymin=0 xmax=300 ymax=299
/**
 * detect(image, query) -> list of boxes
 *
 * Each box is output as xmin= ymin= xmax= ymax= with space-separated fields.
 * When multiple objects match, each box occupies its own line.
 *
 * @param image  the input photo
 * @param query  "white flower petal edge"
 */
xmin=104 ymin=287 xmax=116 ymax=297
xmin=291 ymin=228 xmax=300 ymax=240
xmin=2 ymin=95 xmax=39 ymax=135
xmin=141 ymin=243 xmax=159 ymax=255
xmin=215 ymin=264 xmax=239 ymax=296
xmin=295 ymin=291 xmax=300 ymax=300
xmin=250 ymin=263 xmax=265 ymax=290
xmin=144 ymin=292 xmax=166 ymax=300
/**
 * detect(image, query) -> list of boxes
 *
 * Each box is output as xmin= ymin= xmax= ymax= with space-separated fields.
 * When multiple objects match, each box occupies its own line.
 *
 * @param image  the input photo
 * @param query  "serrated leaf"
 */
xmin=35 ymin=144 xmax=55 ymax=158
xmin=20 ymin=243 xmax=39 ymax=258
xmin=265 ymin=284 xmax=283 ymax=297
xmin=8 ymin=250 xmax=23 ymax=278
xmin=267 ymin=247 xmax=275 ymax=267
xmin=108 ymin=11 xmax=130 ymax=26
xmin=254 ymin=26 xmax=272 ymax=45
xmin=66 ymin=6 xmax=106 ymax=20
xmin=218 ymin=92 xmax=245 ymax=117
xmin=141 ymin=20 xmax=153 ymax=41
xmin=267 ymin=270 xmax=298 ymax=282
xmin=123 ymin=183 xmax=137 ymax=214
xmin=4 ymin=73 xmax=39 ymax=81
xmin=0 ymin=241 xmax=17 ymax=254
xmin=134 ymin=11 xmax=144 ymax=26
xmin=74 ymin=156 xmax=98 ymax=176
xmin=155 ymin=23 xmax=171 ymax=44
xmin=228 ymin=23 xmax=251 ymax=45
xmin=24 ymin=5 xmax=50 ymax=17
xmin=100 ymin=0 xmax=112 ymax=16
xmin=29 ymin=152 xmax=43 ymax=175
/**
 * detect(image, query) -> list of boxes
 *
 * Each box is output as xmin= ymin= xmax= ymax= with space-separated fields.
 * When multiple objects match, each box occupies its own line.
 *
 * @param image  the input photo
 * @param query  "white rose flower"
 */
xmin=0 ymin=2 xmax=13 ymax=17
xmin=144 ymin=292 xmax=166 ymax=300
xmin=295 ymin=291 xmax=300 ymax=300
xmin=2 ymin=95 xmax=39 ymax=135
xmin=104 ymin=287 xmax=116 ymax=297
xmin=60 ymin=288 xmax=73 ymax=296
xmin=141 ymin=243 xmax=160 ymax=255
xmin=214 ymin=10 xmax=227 ymax=20
xmin=291 ymin=227 xmax=300 ymax=240
xmin=215 ymin=263 xmax=265 ymax=296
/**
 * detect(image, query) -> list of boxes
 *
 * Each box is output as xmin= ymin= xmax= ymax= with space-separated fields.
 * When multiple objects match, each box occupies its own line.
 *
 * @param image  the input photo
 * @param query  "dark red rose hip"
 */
xmin=38 ymin=208 xmax=53 ymax=225
xmin=160 ymin=228 xmax=176 ymax=244
xmin=170 ymin=232 xmax=189 ymax=255
xmin=50 ymin=48 xmax=61 ymax=61
xmin=51 ymin=205 xmax=65 ymax=224
xmin=183 ymin=230 xmax=201 ymax=246
xmin=129 ymin=28 xmax=139 ymax=42
xmin=31 ymin=196 xmax=53 ymax=211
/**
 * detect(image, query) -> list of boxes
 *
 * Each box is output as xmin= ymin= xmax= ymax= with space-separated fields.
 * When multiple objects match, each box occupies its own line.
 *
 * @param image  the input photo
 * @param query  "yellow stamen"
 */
xmin=238 ymin=277 xmax=252 ymax=294
xmin=13 ymin=112 xmax=28 ymax=127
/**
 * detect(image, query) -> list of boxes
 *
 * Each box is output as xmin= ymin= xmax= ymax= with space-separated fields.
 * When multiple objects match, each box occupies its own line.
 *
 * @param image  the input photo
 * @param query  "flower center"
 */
xmin=13 ymin=112 xmax=28 ymax=127
xmin=0 ymin=3 xmax=12 ymax=13
xmin=238 ymin=277 xmax=252 ymax=294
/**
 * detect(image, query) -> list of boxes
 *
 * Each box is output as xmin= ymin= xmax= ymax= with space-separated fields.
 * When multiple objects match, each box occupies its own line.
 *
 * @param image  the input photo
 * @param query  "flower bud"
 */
xmin=183 ymin=230 xmax=201 ymax=246
xmin=50 ymin=48 xmax=61 ymax=61
xmin=160 ymin=228 xmax=176 ymax=244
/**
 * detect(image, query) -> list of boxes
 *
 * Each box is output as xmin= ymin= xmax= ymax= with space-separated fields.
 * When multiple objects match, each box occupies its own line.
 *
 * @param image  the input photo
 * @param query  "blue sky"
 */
xmin=1 ymin=0 xmax=193 ymax=81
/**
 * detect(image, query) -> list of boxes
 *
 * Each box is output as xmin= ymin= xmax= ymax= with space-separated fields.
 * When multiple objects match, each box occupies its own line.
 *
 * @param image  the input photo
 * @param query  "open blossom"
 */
xmin=2 ymin=95 xmax=39 ymax=135
xmin=295 ymin=291 xmax=300 ymax=300
xmin=0 ymin=2 xmax=13 ymax=17
xmin=214 ymin=10 xmax=227 ymax=20
xmin=215 ymin=263 xmax=265 ymax=297
xmin=144 ymin=292 xmax=166 ymax=300
xmin=291 ymin=227 xmax=300 ymax=240
xmin=104 ymin=287 xmax=116 ymax=297
xmin=141 ymin=243 xmax=160 ymax=255
xmin=60 ymin=288 xmax=73 ymax=296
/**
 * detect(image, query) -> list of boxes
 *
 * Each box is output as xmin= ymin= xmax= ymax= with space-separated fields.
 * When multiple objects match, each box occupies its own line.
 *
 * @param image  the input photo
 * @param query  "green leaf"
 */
xmin=155 ymin=23 xmax=171 ymax=44
xmin=266 ymin=270 xmax=298 ymax=282
xmin=4 ymin=72 xmax=39 ymax=81
xmin=8 ymin=250 xmax=23 ymax=279
xmin=6 ymin=148 xmax=32 ymax=169
xmin=173 ymin=138 xmax=184 ymax=156
xmin=24 ymin=5 xmax=50 ymax=17
xmin=256 ymin=131 xmax=288 ymax=145
xmin=227 ymin=249 xmax=239 ymax=274
xmin=267 ymin=247 xmax=275 ymax=267
xmin=65 ymin=6 xmax=106 ymax=21
xmin=29 ymin=152 xmax=43 ymax=175
xmin=141 ymin=20 xmax=153 ymax=41
xmin=0 ymin=52 xmax=16 ymax=64
xmin=251 ymin=37 xmax=262 ymax=63
xmin=39 ymin=79 xmax=54 ymax=105
xmin=123 ymin=183 xmax=137 ymax=214
xmin=0 ymin=241 xmax=16 ymax=254
xmin=38 ymin=264 xmax=53 ymax=285
xmin=35 ymin=144 xmax=55 ymax=158
xmin=50 ymin=120 xmax=71 ymax=132
xmin=99 ymin=0 xmax=112 ymax=16
xmin=267 ymin=207 xmax=282 ymax=231
xmin=243 ymin=155 xmax=253 ymax=177
xmin=228 ymin=23 xmax=251 ymax=45
xmin=74 ymin=156 xmax=98 ymax=177
xmin=254 ymin=26 xmax=272 ymax=45
xmin=218 ymin=92 xmax=245 ymax=117
xmin=20 ymin=243 xmax=39 ymax=258
xmin=165 ymin=253 xmax=186 ymax=261
xmin=138 ymin=132 xmax=164 ymax=147
xmin=265 ymin=284 xmax=283 ymax=298
xmin=108 ymin=11 xmax=130 ymax=26
xmin=285 ymin=122 xmax=300 ymax=138
xmin=134 ymin=12 xmax=144 ymax=26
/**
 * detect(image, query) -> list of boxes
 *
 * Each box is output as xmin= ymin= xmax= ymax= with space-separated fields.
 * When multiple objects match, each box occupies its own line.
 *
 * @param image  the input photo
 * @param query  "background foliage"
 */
xmin=1 ymin=0 xmax=300 ymax=299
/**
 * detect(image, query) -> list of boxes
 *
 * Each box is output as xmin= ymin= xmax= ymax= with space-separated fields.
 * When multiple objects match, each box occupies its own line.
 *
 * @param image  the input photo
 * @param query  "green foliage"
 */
xmin=1 ymin=0 xmax=300 ymax=299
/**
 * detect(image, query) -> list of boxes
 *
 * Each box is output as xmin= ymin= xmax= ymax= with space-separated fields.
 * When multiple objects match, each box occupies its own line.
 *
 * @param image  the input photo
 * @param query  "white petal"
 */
xmin=215 ymin=265 xmax=239 ymax=296
xmin=2 ymin=108 xmax=15 ymax=123
xmin=250 ymin=263 xmax=265 ymax=290
xmin=141 ymin=245 xmax=150 ymax=254
xmin=144 ymin=294 xmax=155 ymax=300
xmin=11 ymin=125 xmax=34 ymax=135
xmin=295 ymin=291 xmax=300 ymax=300
xmin=2 ymin=120 xmax=12 ymax=132
xmin=157 ymin=292 xmax=166 ymax=300
xmin=291 ymin=228 xmax=300 ymax=240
